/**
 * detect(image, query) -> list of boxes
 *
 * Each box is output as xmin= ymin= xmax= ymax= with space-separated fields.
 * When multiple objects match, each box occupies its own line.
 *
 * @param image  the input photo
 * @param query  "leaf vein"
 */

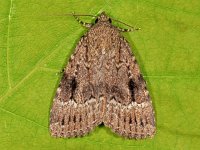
xmin=6 ymin=0 xmax=13 ymax=89
xmin=0 ymin=107 xmax=47 ymax=129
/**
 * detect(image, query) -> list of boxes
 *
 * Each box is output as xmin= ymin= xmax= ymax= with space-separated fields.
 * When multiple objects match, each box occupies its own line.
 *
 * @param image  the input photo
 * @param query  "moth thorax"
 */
xmin=98 ymin=12 xmax=110 ymax=22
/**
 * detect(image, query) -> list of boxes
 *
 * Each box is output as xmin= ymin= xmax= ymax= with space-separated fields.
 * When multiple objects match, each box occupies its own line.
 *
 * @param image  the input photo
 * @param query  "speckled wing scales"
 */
xmin=50 ymin=36 xmax=102 ymax=137
xmin=103 ymin=37 xmax=156 ymax=139
xmin=50 ymin=12 xmax=156 ymax=139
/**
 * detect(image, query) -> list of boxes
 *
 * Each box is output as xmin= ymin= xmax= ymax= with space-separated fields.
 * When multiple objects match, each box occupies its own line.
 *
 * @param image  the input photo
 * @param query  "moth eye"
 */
xmin=109 ymin=18 xmax=112 ymax=23
xmin=95 ymin=18 xmax=98 ymax=23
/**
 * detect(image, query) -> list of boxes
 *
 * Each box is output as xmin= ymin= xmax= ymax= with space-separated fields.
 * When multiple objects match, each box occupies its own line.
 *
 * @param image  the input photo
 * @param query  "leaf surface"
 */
xmin=0 ymin=0 xmax=200 ymax=149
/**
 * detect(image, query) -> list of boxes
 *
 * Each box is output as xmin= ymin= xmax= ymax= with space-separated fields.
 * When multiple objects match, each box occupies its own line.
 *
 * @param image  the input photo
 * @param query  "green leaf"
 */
xmin=0 ymin=0 xmax=200 ymax=149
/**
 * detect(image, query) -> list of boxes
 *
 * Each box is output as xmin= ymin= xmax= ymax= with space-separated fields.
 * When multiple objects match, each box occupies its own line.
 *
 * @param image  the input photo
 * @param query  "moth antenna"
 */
xmin=112 ymin=18 xmax=141 ymax=32
xmin=70 ymin=13 xmax=96 ymax=17
xmin=46 ymin=12 xmax=95 ymax=28
xmin=46 ymin=13 xmax=96 ymax=18
xmin=72 ymin=12 xmax=94 ymax=28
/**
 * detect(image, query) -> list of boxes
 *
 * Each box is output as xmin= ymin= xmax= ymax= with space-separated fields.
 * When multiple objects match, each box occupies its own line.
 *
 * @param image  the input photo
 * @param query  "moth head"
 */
xmin=95 ymin=12 xmax=112 ymax=23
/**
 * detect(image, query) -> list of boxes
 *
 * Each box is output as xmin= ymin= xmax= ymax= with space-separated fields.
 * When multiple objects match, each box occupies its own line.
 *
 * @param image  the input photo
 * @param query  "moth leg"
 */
xmin=55 ymin=68 xmax=65 ymax=76
xmin=73 ymin=13 xmax=93 ymax=28
xmin=117 ymin=27 xmax=141 ymax=32
xmin=60 ymin=68 xmax=65 ymax=74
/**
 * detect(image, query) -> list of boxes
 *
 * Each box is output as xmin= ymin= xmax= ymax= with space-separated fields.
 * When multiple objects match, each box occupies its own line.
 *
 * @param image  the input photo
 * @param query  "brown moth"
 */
xmin=50 ymin=12 xmax=156 ymax=139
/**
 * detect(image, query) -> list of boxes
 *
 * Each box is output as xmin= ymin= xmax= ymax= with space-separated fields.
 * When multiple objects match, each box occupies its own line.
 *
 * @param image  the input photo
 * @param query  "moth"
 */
xmin=50 ymin=12 xmax=156 ymax=139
